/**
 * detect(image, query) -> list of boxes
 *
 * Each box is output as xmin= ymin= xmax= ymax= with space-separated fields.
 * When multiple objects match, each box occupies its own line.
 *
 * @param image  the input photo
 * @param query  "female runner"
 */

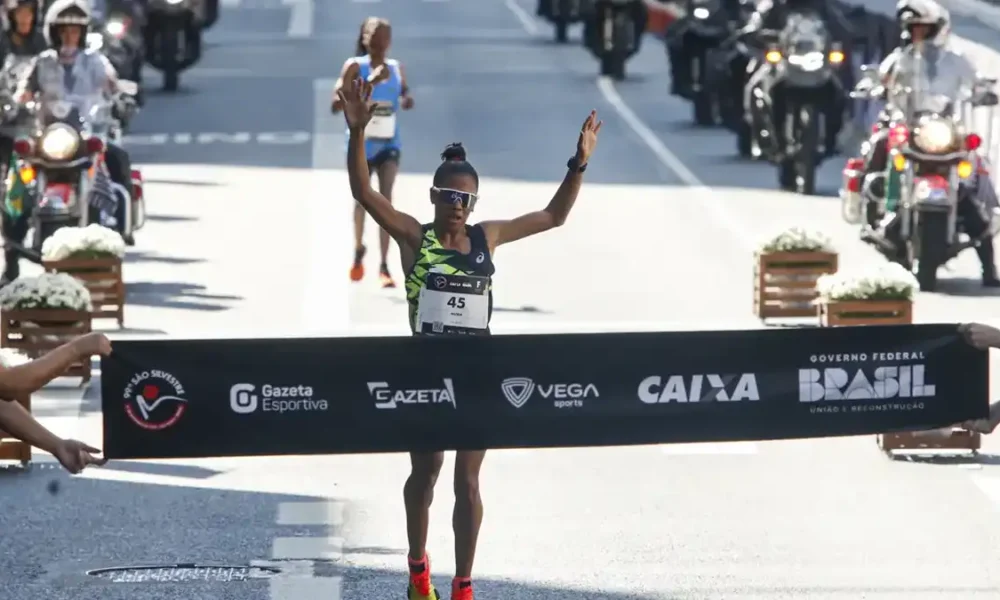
xmin=332 ymin=17 xmax=414 ymax=288
xmin=337 ymin=76 xmax=602 ymax=600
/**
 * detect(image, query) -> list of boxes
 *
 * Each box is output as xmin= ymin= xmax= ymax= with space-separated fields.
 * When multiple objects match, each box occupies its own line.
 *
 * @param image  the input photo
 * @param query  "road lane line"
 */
xmin=502 ymin=0 xmax=539 ymax=35
xmin=277 ymin=501 xmax=345 ymax=526
xmin=304 ymin=79 xmax=351 ymax=334
xmin=270 ymin=576 xmax=343 ymax=600
xmin=221 ymin=0 xmax=241 ymax=6
xmin=287 ymin=0 xmax=313 ymax=38
xmin=594 ymin=77 xmax=755 ymax=252
xmin=272 ymin=536 xmax=345 ymax=560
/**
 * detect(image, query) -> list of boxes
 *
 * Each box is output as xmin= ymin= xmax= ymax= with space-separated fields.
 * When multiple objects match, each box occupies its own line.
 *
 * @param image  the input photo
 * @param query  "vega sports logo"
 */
xmin=123 ymin=370 xmax=188 ymax=430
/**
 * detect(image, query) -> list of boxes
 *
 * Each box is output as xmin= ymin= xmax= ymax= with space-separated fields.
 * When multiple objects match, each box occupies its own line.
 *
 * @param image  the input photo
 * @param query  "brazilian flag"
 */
xmin=3 ymin=154 xmax=28 ymax=219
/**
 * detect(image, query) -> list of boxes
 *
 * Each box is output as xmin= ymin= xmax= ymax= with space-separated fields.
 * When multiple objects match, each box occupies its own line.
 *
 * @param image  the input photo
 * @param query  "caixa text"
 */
xmin=798 ymin=365 xmax=936 ymax=402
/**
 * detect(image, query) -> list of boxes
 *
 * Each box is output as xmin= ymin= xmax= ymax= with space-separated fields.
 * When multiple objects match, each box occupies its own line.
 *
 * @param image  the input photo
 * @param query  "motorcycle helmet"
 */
xmin=895 ymin=0 xmax=950 ymax=46
xmin=43 ymin=0 xmax=90 ymax=48
xmin=4 ymin=0 xmax=39 ymax=33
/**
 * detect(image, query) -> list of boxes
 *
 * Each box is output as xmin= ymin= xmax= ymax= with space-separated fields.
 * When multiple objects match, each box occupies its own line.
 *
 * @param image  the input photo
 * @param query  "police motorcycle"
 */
xmin=537 ymin=0 xmax=592 ymax=43
xmin=667 ymin=0 xmax=735 ymax=125
xmin=843 ymin=68 xmax=999 ymax=291
xmin=0 ymin=55 xmax=39 ymax=253
xmin=88 ymin=0 xmax=145 ymax=102
xmin=14 ymin=83 xmax=141 ymax=252
xmin=703 ymin=0 xmax=761 ymax=132
xmin=582 ymin=0 xmax=646 ymax=80
xmin=143 ymin=0 xmax=202 ymax=91
xmin=742 ymin=10 xmax=845 ymax=194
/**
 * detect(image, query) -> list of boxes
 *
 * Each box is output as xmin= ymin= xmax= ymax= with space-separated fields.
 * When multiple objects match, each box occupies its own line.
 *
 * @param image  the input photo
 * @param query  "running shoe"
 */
xmin=350 ymin=245 xmax=366 ymax=282
xmin=380 ymin=263 xmax=396 ymax=288
xmin=451 ymin=578 xmax=473 ymax=600
xmin=407 ymin=554 xmax=440 ymax=600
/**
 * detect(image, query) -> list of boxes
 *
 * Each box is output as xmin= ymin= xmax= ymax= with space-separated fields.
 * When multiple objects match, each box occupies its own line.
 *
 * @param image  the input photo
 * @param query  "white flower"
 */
xmin=757 ymin=227 xmax=834 ymax=254
xmin=0 ymin=348 xmax=29 ymax=368
xmin=0 ymin=272 xmax=93 ymax=311
xmin=41 ymin=224 xmax=126 ymax=261
xmin=817 ymin=262 xmax=919 ymax=302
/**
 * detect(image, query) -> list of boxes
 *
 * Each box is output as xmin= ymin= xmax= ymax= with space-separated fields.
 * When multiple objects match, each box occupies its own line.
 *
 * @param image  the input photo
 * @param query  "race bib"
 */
xmin=416 ymin=272 xmax=489 ymax=335
xmin=365 ymin=102 xmax=397 ymax=140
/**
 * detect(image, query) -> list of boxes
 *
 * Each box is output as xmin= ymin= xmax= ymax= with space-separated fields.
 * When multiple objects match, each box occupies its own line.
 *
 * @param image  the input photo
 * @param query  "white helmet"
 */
xmin=43 ymin=0 xmax=91 ymax=47
xmin=896 ymin=0 xmax=950 ymax=45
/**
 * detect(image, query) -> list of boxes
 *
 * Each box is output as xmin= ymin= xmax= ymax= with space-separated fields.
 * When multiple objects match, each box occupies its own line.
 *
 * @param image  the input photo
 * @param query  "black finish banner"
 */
xmin=101 ymin=324 xmax=989 ymax=460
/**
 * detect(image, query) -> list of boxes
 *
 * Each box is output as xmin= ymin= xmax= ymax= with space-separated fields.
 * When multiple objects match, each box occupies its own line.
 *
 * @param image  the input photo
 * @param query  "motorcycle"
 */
xmin=667 ymin=0 xmax=733 ymax=125
xmin=12 ymin=83 xmax=142 ymax=252
xmin=0 ymin=56 xmax=40 ymax=248
xmin=538 ymin=0 xmax=592 ymax=43
xmin=844 ymin=66 xmax=1000 ymax=291
xmin=583 ymin=0 xmax=645 ymax=80
xmin=143 ymin=0 xmax=201 ymax=91
xmin=744 ymin=11 xmax=845 ymax=194
xmin=86 ymin=21 xmax=144 ymax=107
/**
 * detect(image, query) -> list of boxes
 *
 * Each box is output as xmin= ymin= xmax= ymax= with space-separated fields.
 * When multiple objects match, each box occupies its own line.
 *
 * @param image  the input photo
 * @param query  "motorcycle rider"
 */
xmin=667 ymin=0 xmax=746 ymax=97
xmin=0 ymin=0 xmax=45 ymax=285
xmin=15 ymin=0 xmax=135 ymax=241
xmin=739 ymin=0 xmax=853 ymax=155
xmin=875 ymin=0 xmax=1000 ymax=286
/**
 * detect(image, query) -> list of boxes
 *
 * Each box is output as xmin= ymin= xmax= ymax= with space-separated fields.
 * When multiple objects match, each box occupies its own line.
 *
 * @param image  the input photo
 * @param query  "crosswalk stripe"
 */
xmin=269 ymin=576 xmax=343 ymax=600
xmin=272 ymin=536 xmax=344 ymax=560
xmin=277 ymin=501 xmax=344 ymax=526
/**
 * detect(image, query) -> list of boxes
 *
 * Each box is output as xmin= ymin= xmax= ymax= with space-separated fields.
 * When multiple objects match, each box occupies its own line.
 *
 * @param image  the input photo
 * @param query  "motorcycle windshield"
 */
xmin=782 ymin=11 xmax=828 ymax=54
xmin=39 ymin=94 xmax=112 ymax=134
xmin=891 ymin=48 xmax=976 ymax=117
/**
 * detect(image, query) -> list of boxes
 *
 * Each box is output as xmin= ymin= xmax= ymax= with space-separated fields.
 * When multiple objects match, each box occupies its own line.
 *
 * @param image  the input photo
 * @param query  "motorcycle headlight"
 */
xmin=40 ymin=124 xmax=80 ymax=161
xmin=106 ymin=20 xmax=126 ymax=38
xmin=914 ymin=120 xmax=957 ymax=153
xmin=787 ymin=51 xmax=825 ymax=71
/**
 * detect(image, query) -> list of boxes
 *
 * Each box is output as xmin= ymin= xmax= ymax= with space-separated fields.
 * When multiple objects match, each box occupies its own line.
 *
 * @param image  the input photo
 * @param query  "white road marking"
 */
xmin=277 ymin=501 xmax=345 ymax=526
xmin=304 ymin=79 xmax=351 ymax=334
xmin=124 ymin=131 xmax=312 ymax=146
xmin=272 ymin=536 xmax=345 ymax=560
xmin=594 ymin=76 xmax=754 ymax=252
xmin=270 ymin=577 xmax=343 ymax=600
xmin=221 ymin=0 xmax=241 ymax=7
xmin=351 ymin=0 xmax=381 ymax=3
xmin=502 ymin=0 xmax=539 ymax=35
xmin=286 ymin=0 xmax=314 ymax=39
xmin=660 ymin=442 xmax=758 ymax=455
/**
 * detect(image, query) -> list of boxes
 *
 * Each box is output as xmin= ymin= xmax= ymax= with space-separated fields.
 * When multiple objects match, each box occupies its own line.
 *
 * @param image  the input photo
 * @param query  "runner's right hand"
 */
xmin=71 ymin=332 xmax=112 ymax=358
xmin=337 ymin=77 xmax=375 ymax=130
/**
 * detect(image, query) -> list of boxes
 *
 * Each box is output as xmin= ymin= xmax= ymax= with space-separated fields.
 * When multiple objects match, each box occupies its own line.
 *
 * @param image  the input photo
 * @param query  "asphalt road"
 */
xmin=5 ymin=0 xmax=1000 ymax=598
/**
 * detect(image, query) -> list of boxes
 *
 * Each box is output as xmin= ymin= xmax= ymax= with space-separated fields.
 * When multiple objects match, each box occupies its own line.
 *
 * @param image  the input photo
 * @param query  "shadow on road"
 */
xmin=125 ymin=251 xmax=206 ymax=266
xmin=125 ymin=281 xmax=243 ymax=311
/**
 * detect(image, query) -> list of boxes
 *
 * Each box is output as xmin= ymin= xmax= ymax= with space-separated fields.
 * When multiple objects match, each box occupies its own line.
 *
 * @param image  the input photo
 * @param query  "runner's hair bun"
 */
xmin=441 ymin=143 xmax=467 ymax=162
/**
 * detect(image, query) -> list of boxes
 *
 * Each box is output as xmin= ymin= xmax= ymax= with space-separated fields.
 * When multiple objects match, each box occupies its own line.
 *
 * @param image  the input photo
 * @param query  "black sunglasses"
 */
xmin=431 ymin=187 xmax=478 ymax=210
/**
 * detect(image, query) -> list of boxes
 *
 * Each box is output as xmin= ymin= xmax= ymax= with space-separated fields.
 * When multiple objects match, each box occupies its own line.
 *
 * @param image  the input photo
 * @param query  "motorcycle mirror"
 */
xmin=117 ymin=80 xmax=139 ymax=96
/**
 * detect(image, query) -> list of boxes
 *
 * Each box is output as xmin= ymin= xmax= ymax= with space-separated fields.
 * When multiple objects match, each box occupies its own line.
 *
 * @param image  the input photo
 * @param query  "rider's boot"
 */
xmin=976 ymin=238 xmax=1000 ymax=287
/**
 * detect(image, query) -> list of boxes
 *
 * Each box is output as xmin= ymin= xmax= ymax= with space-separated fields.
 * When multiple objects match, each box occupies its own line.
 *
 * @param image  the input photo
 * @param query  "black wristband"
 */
xmin=567 ymin=156 xmax=587 ymax=173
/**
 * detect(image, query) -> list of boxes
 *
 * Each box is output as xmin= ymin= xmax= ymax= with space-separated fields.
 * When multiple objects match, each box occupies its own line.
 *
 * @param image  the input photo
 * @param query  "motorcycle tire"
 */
xmin=737 ymin=120 xmax=753 ymax=158
xmin=205 ymin=0 xmax=219 ymax=29
xmin=600 ymin=55 xmax=625 ymax=81
xmin=556 ymin=21 xmax=568 ymax=43
xmin=915 ymin=212 xmax=950 ymax=292
xmin=160 ymin=26 xmax=181 ymax=92
xmin=693 ymin=91 xmax=714 ymax=127
xmin=795 ymin=105 xmax=818 ymax=196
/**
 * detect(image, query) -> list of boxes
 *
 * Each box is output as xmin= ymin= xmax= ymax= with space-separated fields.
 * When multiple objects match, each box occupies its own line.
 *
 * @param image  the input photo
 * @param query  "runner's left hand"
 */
xmin=575 ymin=110 xmax=603 ymax=164
xmin=401 ymin=95 xmax=414 ymax=110
xmin=53 ymin=438 xmax=107 ymax=474
xmin=959 ymin=323 xmax=1000 ymax=350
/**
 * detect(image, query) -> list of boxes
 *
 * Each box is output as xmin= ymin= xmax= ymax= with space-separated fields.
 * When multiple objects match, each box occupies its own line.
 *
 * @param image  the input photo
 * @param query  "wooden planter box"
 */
xmin=818 ymin=300 xmax=912 ymax=327
xmin=753 ymin=251 xmax=838 ymax=321
xmin=877 ymin=429 xmax=981 ymax=455
xmin=42 ymin=256 xmax=124 ymax=327
xmin=0 ymin=394 xmax=31 ymax=466
xmin=0 ymin=309 xmax=93 ymax=385
xmin=819 ymin=298 xmax=979 ymax=454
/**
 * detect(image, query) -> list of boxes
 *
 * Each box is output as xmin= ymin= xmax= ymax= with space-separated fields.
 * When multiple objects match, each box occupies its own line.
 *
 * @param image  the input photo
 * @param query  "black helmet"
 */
xmin=4 ymin=0 xmax=38 ymax=33
xmin=42 ymin=0 xmax=89 ymax=48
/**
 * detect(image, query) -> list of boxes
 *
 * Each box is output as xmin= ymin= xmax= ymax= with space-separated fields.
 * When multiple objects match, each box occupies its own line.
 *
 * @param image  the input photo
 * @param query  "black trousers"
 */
xmin=0 ymin=135 xmax=25 ymax=282
xmin=104 ymin=142 xmax=134 ymax=234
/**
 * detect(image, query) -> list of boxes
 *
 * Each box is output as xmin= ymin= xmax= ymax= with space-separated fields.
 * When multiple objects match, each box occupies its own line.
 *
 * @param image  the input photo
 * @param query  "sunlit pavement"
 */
xmin=4 ymin=0 xmax=1000 ymax=598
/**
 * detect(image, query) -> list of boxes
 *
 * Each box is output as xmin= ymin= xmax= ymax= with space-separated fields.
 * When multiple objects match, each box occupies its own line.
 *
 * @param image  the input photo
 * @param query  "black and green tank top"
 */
xmin=405 ymin=224 xmax=495 ymax=336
